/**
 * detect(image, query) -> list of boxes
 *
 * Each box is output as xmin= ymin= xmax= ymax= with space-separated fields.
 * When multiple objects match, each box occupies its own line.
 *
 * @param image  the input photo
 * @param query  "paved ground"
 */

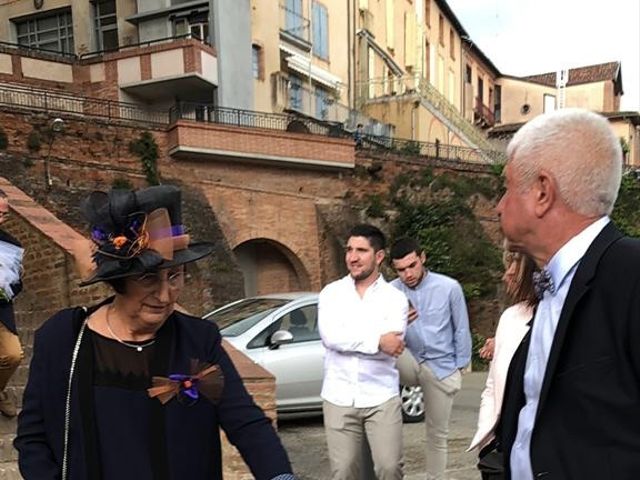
xmin=278 ymin=371 xmax=488 ymax=480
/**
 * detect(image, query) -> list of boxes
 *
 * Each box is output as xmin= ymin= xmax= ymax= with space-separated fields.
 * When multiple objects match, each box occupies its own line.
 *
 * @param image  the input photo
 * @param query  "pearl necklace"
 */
xmin=105 ymin=307 xmax=156 ymax=352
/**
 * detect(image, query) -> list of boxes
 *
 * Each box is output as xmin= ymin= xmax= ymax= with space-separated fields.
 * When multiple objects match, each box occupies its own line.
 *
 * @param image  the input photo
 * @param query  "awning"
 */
xmin=280 ymin=44 xmax=343 ymax=90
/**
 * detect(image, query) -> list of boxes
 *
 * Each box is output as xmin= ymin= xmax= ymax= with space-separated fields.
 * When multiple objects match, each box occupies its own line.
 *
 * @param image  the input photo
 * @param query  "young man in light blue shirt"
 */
xmin=390 ymin=237 xmax=471 ymax=480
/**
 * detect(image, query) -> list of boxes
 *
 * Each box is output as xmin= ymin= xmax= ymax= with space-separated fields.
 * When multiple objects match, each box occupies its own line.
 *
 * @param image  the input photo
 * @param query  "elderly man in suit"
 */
xmin=496 ymin=108 xmax=640 ymax=480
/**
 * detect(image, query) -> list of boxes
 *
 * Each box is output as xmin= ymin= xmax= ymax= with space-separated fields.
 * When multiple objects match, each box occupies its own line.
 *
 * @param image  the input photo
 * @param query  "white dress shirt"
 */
xmin=511 ymin=216 xmax=609 ymax=480
xmin=318 ymin=274 xmax=409 ymax=408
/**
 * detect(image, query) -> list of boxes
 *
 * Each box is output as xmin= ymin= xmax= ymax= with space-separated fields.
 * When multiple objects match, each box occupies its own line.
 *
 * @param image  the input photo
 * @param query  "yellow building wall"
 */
xmin=497 ymin=77 xmax=556 ymax=125
xmin=610 ymin=119 xmax=640 ymax=167
xmin=251 ymin=0 xmax=349 ymax=113
xmin=564 ymin=82 xmax=606 ymax=112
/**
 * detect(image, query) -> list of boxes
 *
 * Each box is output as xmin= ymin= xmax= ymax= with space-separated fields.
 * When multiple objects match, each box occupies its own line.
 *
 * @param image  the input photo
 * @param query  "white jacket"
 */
xmin=468 ymin=302 xmax=532 ymax=451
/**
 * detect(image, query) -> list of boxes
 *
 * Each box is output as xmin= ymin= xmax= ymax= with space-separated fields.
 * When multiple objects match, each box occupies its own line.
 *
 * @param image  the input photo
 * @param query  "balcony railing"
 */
xmin=0 ymin=83 xmax=169 ymax=124
xmin=474 ymin=97 xmax=495 ymax=127
xmin=356 ymin=133 xmax=506 ymax=164
xmin=272 ymin=72 xmax=395 ymax=138
xmin=169 ymin=101 xmax=348 ymax=138
xmin=356 ymin=75 xmax=499 ymax=154
xmin=279 ymin=3 xmax=310 ymax=45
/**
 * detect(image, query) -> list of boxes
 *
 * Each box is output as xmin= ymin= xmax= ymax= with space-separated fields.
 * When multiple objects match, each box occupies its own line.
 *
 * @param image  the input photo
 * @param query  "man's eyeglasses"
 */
xmin=133 ymin=270 xmax=185 ymax=290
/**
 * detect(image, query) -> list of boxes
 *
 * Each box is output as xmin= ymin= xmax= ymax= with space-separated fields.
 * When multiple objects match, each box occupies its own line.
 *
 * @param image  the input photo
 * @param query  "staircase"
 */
xmin=357 ymin=75 xmax=506 ymax=163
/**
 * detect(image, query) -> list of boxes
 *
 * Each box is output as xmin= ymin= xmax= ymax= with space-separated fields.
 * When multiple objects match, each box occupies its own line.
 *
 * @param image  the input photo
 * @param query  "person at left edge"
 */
xmin=14 ymin=185 xmax=296 ymax=480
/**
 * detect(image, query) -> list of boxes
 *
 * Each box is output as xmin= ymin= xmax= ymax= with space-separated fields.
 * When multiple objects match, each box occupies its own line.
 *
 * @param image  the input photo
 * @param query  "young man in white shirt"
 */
xmin=318 ymin=224 xmax=409 ymax=480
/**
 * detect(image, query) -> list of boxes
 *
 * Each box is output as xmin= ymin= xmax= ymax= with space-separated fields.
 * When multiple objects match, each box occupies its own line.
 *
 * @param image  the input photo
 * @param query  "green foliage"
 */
xmin=27 ymin=130 xmax=41 ymax=152
xmin=489 ymin=161 xmax=505 ymax=177
xmin=399 ymin=140 xmax=422 ymax=156
xmin=611 ymin=172 xmax=640 ymax=237
xmin=392 ymin=197 xmax=502 ymax=299
xmin=0 ymin=128 xmax=7 ymax=150
xmin=364 ymin=194 xmax=385 ymax=218
xmin=129 ymin=131 xmax=160 ymax=185
xmin=431 ymin=171 xmax=498 ymax=200
xmin=620 ymin=137 xmax=630 ymax=155
xmin=471 ymin=331 xmax=490 ymax=371
xmin=111 ymin=177 xmax=134 ymax=190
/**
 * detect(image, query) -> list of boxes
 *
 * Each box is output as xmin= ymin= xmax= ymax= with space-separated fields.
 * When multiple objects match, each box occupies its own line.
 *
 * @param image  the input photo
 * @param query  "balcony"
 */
xmin=80 ymin=35 xmax=217 ymax=103
xmin=279 ymin=3 xmax=311 ymax=51
xmin=167 ymin=102 xmax=355 ymax=170
xmin=474 ymin=97 xmax=495 ymax=128
xmin=272 ymin=72 xmax=395 ymax=137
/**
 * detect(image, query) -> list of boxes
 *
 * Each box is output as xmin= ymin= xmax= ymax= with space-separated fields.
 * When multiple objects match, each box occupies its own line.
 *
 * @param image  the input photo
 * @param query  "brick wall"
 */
xmin=0 ymin=178 xmax=276 ymax=479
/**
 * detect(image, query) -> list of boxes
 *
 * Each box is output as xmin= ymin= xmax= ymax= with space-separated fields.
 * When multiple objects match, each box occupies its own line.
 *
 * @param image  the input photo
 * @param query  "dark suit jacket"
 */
xmin=14 ymin=304 xmax=292 ymax=480
xmin=499 ymin=223 xmax=640 ymax=479
xmin=0 ymin=229 xmax=23 ymax=334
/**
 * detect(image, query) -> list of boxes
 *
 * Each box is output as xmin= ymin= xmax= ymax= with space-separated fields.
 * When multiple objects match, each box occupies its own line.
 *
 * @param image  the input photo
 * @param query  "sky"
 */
xmin=447 ymin=0 xmax=640 ymax=112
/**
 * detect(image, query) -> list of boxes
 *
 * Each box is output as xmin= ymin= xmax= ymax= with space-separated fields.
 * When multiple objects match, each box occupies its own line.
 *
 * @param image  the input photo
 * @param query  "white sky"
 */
xmin=446 ymin=0 xmax=640 ymax=111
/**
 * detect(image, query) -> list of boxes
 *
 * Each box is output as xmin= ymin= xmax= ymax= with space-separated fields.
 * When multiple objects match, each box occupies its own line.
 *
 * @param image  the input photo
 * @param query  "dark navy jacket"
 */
xmin=14 ymin=305 xmax=293 ymax=480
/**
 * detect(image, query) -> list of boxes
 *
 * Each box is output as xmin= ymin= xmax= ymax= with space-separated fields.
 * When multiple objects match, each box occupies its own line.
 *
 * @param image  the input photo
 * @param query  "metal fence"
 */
xmin=357 ymin=133 xmax=507 ymax=164
xmin=169 ymin=102 xmax=348 ymax=138
xmin=0 ymin=83 xmax=169 ymax=124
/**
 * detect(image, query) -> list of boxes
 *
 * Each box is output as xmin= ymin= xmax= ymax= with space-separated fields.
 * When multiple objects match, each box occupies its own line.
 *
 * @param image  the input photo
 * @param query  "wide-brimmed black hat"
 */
xmin=79 ymin=185 xmax=213 ymax=286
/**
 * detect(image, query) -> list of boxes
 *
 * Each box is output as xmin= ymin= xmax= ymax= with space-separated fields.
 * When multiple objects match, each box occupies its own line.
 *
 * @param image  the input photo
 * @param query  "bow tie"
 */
xmin=533 ymin=269 xmax=555 ymax=299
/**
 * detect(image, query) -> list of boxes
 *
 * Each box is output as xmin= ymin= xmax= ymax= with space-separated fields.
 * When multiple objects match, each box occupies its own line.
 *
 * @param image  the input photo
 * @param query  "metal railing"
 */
xmin=0 ymin=40 xmax=77 ymax=60
xmin=357 ymin=75 xmax=499 ymax=153
xmin=356 ymin=132 xmax=507 ymax=164
xmin=0 ymin=83 xmax=169 ymax=124
xmin=272 ymin=72 xmax=395 ymax=137
xmin=474 ymin=97 xmax=495 ymax=127
xmin=78 ymin=33 xmax=211 ymax=59
xmin=170 ymin=102 xmax=348 ymax=138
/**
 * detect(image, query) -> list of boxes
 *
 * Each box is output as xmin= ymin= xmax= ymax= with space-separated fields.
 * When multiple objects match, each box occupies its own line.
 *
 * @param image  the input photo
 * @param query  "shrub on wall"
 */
xmin=0 ymin=127 xmax=7 ymax=150
xmin=27 ymin=130 xmax=41 ymax=152
xmin=129 ymin=131 xmax=160 ymax=185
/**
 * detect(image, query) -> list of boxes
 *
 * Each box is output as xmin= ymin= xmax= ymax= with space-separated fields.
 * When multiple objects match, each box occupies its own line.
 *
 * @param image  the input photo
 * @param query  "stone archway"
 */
xmin=234 ymin=238 xmax=311 ymax=296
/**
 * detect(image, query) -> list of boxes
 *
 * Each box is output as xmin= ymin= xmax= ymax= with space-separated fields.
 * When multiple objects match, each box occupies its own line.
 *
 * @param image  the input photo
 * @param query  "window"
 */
xmin=424 ymin=39 xmax=430 ymax=82
xmin=251 ymin=44 xmax=263 ymax=80
xmin=449 ymin=27 xmax=455 ymax=59
xmin=315 ymin=87 xmax=330 ymax=119
xmin=438 ymin=14 xmax=444 ymax=45
xmin=173 ymin=11 xmax=209 ymax=43
xmin=248 ymin=305 xmax=320 ymax=348
xmin=312 ymin=1 xmax=328 ymax=59
xmin=286 ymin=0 xmax=305 ymax=40
xmin=465 ymin=64 xmax=472 ymax=83
xmin=93 ymin=0 xmax=118 ymax=51
xmin=477 ymin=76 xmax=484 ymax=103
xmin=15 ymin=8 xmax=74 ymax=54
xmin=425 ymin=0 xmax=431 ymax=27
xmin=543 ymin=93 xmax=556 ymax=113
xmin=288 ymin=75 xmax=303 ymax=111
xmin=494 ymin=85 xmax=502 ymax=123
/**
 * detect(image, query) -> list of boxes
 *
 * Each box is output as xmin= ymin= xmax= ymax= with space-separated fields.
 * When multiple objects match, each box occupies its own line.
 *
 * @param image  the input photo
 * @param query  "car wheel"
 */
xmin=400 ymin=384 xmax=424 ymax=423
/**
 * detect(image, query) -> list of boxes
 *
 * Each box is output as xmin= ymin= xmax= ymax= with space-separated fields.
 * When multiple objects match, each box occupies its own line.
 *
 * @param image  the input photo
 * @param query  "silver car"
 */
xmin=204 ymin=292 xmax=424 ymax=422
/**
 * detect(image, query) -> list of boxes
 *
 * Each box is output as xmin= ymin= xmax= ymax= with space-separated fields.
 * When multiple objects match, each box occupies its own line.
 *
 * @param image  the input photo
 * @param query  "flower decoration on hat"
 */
xmin=148 ymin=359 xmax=224 ymax=406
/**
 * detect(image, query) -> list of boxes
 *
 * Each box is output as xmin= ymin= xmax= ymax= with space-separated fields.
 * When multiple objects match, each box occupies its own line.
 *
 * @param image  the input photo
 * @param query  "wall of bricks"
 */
xmin=0 ymin=178 xmax=277 ymax=479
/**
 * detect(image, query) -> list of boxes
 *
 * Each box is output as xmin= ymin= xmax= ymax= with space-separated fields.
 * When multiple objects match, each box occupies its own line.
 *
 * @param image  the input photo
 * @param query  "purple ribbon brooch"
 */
xmin=148 ymin=359 xmax=224 ymax=406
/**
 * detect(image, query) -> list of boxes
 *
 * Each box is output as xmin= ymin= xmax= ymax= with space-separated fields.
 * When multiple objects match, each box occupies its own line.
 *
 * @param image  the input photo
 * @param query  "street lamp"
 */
xmin=44 ymin=118 xmax=64 ymax=189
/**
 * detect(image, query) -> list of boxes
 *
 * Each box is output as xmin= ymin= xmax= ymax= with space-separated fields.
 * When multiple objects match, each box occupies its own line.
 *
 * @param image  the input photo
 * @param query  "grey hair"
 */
xmin=506 ymin=108 xmax=622 ymax=216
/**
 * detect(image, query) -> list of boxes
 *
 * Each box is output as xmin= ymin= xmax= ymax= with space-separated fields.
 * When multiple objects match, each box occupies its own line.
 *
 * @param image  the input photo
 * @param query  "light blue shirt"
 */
xmin=391 ymin=271 xmax=471 ymax=380
xmin=510 ymin=216 xmax=610 ymax=480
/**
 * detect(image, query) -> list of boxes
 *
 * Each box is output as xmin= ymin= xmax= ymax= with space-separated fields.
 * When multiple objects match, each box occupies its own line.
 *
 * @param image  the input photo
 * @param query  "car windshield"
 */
xmin=206 ymin=298 xmax=289 ymax=337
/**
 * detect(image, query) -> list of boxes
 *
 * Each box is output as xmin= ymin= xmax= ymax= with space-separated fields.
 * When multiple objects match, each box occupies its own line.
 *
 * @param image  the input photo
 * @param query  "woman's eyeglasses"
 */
xmin=133 ymin=270 xmax=185 ymax=290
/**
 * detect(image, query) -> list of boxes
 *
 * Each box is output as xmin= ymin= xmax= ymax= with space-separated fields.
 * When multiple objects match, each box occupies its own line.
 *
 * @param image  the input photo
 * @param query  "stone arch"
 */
xmin=427 ymin=118 xmax=447 ymax=145
xmin=233 ymin=237 xmax=311 ymax=296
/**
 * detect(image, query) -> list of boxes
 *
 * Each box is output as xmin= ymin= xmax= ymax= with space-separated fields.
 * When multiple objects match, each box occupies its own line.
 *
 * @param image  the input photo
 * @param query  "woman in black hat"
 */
xmin=14 ymin=185 xmax=296 ymax=480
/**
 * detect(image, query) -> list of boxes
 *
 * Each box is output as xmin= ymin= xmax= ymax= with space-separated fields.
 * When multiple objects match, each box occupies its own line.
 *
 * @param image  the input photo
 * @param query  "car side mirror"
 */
xmin=269 ymin=330 xmax=294 ymax=350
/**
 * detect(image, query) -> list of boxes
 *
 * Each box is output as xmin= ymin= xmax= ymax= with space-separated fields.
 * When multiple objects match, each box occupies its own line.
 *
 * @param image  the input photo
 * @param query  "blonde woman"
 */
xmin=468 ymin=251 xmax=538 ymax=479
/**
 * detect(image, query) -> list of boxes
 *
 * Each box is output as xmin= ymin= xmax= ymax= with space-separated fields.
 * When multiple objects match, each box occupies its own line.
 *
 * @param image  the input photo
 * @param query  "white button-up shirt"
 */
xmin=510 ymin=216 xmax=609 ymax=480
xmin=318 ymin=274 xmax=409 ymax=408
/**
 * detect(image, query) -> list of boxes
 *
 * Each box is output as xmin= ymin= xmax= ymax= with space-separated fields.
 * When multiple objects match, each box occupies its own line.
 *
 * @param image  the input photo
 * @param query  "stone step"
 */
xmin=0 ymin=435 xmax=17 ymax=463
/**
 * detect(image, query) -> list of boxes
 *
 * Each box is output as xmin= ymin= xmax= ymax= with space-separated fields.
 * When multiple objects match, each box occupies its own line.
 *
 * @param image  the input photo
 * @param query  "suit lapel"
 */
xmin=535 ymin=222 xmax=623 ymax=421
